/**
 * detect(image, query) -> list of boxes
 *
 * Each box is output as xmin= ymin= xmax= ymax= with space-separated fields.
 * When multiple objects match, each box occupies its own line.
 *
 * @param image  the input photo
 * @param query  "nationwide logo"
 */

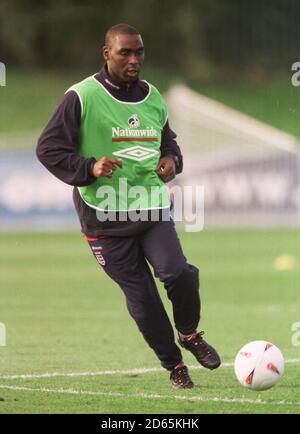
xmin=112 ymin=114 xmax=158 ymax=142
xmin=112 ymin=145 xmax=159 ymax=161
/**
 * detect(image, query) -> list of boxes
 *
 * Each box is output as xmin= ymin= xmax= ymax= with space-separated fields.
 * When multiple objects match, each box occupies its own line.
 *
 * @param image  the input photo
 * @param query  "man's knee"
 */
xmin=154 ymin=255 xmax=188 ymax=284
xmin=166 ymin=264 xmax=199 ymax=296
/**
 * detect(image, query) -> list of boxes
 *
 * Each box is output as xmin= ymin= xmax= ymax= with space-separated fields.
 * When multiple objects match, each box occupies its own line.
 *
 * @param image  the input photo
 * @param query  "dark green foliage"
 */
xmin=0 ymin=0 xmax=298 ymax=75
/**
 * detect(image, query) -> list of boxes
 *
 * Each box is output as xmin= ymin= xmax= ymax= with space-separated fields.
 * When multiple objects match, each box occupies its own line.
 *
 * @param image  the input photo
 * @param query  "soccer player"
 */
xmin=36 ymin=23 xmax=221 ymax=388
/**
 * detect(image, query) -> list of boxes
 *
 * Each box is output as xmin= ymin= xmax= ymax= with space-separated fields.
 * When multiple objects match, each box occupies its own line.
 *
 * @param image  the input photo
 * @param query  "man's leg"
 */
xmin=140 ymin=220 xmax=221 ymax=370
xmin=140 ymin=219 xmax=200 ymax=334
xmin=87 ymin=235 xmax=183 ymax=371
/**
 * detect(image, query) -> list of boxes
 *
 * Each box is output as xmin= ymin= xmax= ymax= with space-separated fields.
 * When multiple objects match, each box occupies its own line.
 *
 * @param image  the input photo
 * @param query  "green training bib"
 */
xmin=68 ymin=75 xmax=171 ymax=212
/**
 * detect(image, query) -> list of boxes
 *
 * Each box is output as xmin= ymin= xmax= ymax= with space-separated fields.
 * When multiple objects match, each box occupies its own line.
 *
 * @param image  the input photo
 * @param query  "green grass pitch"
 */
xmin=0 ymin=229 xmax=299 ymax=414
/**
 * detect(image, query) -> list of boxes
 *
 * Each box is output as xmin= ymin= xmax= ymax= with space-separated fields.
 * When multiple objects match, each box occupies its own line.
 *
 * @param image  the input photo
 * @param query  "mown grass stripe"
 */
xmin=0 ymin=384 xmax=299 ymax=407
xmin=0 ymin=359 xmax=298 ymax=380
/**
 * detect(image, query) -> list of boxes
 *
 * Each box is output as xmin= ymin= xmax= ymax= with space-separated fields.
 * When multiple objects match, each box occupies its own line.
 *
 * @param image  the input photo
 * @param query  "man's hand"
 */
xmin=156 ymin=156 xmax=176 ymax=183
xmin=92 ymin=157 xmax=123 ymax=178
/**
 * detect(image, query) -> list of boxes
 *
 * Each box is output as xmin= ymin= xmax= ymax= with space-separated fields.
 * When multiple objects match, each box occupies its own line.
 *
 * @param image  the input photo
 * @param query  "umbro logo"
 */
xmin=112 ymin=146 xmax=159 ymax=161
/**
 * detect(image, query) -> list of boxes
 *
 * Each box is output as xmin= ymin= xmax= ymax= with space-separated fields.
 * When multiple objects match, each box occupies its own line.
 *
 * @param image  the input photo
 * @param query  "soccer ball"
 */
xmin=234 ymin=341 xmax=284 ymax=391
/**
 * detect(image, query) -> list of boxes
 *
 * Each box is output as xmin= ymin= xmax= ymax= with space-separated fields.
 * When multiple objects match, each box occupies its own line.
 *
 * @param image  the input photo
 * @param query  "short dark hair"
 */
xmin=104 ymin=23 xmax=140 ymax=47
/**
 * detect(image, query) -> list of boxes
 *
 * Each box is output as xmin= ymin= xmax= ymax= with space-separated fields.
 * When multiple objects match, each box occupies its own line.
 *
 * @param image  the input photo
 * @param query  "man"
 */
xmin=37 ymin=23 xmax=221 ymax=389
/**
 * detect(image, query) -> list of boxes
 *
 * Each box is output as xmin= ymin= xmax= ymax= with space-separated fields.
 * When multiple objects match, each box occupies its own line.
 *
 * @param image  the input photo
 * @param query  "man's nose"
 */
xmin=128 ymin=53 xmax=139 ymax=64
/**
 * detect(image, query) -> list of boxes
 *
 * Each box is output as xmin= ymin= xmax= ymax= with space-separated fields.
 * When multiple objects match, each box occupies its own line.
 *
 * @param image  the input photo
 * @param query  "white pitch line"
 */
xmin=0 ymin=362 xmax=245 ymax=380
xmin=0 ymin=367 xmax=163 ymax=380
xmin=0 ymin=359 xmax=299 ymax=381
xmin=0 ymin=384 xmax=299 ymax=407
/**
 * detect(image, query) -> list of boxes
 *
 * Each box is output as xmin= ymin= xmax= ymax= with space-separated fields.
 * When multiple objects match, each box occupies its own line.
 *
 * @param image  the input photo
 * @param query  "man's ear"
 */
xmin=103 ymin=46 xmax=109 ymax=61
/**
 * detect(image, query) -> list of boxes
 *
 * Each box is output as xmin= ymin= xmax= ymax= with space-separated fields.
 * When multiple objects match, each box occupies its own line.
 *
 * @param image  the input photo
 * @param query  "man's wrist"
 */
xmin=163 ymin=154 xmax=178 ymax=168
xmin=88 ymin=158 xmax=97 ymax=178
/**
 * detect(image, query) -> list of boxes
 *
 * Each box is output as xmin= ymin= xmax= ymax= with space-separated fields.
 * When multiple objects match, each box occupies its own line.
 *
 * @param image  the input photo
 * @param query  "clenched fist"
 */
xmin=156 ymin=156 xmax=176 ymax=183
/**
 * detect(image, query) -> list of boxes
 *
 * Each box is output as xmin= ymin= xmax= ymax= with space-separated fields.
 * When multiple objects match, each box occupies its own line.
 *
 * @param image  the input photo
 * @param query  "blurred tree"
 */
xmin=0 ymin=0 xmax=298 ymax=76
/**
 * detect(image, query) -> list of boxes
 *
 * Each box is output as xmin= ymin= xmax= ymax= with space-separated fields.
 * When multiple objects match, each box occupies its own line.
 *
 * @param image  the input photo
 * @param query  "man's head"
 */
xmin=103 ymin=24 xmax=144 ymax=83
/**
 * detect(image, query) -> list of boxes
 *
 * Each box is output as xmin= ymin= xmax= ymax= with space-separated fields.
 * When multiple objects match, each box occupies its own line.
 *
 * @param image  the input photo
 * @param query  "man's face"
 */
xmin=103 ymin=34 xmax=145 ymax=83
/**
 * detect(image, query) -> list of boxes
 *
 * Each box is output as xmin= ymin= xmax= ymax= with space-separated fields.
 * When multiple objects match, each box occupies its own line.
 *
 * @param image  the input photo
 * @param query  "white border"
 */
xmin=65 ymin=89 xmax=84 ymax=118
xmin=92 ymin=75 xmax=152 ymax=105
xmin=77 ymin=186 xmax=170 ymax=212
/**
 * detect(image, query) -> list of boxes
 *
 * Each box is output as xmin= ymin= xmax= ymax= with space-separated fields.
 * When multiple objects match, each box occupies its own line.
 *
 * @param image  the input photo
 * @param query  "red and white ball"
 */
xmin=234 ymin=341 xmax=284 ymax=391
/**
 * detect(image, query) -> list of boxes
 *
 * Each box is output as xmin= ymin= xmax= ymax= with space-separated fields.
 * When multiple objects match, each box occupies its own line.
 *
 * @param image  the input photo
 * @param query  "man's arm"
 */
xmin=157 ymin=120 xmax=183 ymax=183
xmin=160 ymin=120 xmax=183 ymax=174
xmin=36 ymin=91 xmax=97 ymax=186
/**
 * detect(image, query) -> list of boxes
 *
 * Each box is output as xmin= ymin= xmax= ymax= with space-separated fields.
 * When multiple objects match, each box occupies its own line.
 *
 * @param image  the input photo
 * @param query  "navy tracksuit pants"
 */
xmin=88 ymin=220 xmax=200 ymax=370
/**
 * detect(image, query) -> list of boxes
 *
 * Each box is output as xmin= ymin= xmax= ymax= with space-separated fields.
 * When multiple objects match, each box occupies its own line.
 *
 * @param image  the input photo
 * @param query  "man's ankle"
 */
xmin=178 ymin=331 xmax=198 ymax=342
